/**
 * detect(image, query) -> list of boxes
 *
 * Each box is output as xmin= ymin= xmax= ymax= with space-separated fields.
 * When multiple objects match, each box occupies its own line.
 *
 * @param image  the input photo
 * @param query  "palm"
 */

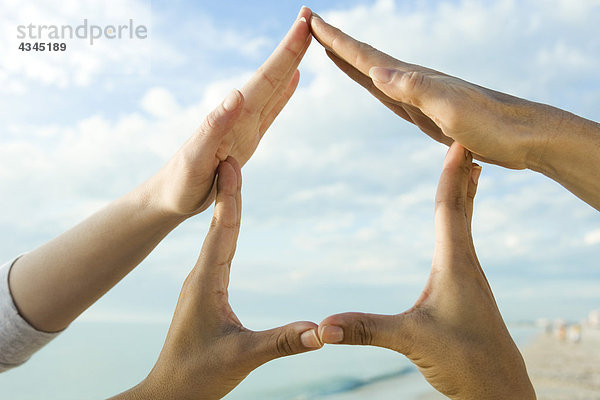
xmin=146 ymin=157 xmax=320 ymax=400
xmin=317 ymin=144 xmax=534 ymax=399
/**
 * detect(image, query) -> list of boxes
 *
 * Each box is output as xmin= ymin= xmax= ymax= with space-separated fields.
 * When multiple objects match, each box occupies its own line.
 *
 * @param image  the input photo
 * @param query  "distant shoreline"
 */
xmin=521 ymin=328 xmax=600 ymax=399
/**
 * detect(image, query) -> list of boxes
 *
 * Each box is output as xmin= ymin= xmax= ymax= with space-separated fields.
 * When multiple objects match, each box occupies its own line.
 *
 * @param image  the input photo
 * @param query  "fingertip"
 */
xmin=309 ymin=11 xmax=327 ymax=36
xmin=292 ymin=68 xmax=300 ymax=84
xmin=318 ymin=325 xmax=344 ymax=344
xmin=471 ymin=164 xmax=482 ymax=186
xmin=224 ymin=156 xmax=242 ymax=189
xmin=291 ymin=321 xmax=322 ymax=351
xmin=216 ymin=160 xmax=237 ymax=196
xmin=318 ymin=314 xmax=348 ymax=344
xmin=222 ymin=89 xmax=243 ymax=112
xmin=253 ymin=321 xmax=323 ymax=363
xmin=223 ymin=156 xmax=241 ymax=175
xmin=310 ymin=10 xmax=322 ymax=24
xmin=294 ymin=8 xmax=310 ymax=35
xmin=298 ymin=5 xmax=312 ymax=20
xmin=300 ymin=328 xmax=322 ymax=349
xmin=443 ymin=142 xmax=472 ymax=169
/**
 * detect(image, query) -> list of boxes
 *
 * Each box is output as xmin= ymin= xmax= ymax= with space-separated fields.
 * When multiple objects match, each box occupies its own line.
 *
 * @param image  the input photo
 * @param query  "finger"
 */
xmin=325 ymin=51 xmax=454 ymax=147
xmin=258 ymin=69 xmax=300 ymax=136
xmin=247 ymin=321 xmax=322 ymax=367
xmin=326 ymin=49 xmax=455 ymax=147
xmin=369 ymin=68 xmax=459 ymax=126
xmin=241 ymin=7 xmax=311 ymax=115
xmin=466 ymin=164 xmax=482 ymax=229
xmin=196 ymin=159 xmax=241 ymax=280
xmin=310 ymin=13 xmax=414 ymax=77
xmin=325 ymin=50 xmax=413 ymax=123
xmin=228 ymin=156 xmax=243 ymax=261
xmin=310 ymin=14 xmax=455 ymax=137
xmin=193 ymin=89 xmax=244 ymax=153
xmin=259 ymin=34 xmax=310 ymax=122
xmin=463 ymin=163 xmax=494 ymax=296
xmin=434 ymin=142 xmax=474 ymax=251
xmin=317 ymin=312 xmax=415 ymax=356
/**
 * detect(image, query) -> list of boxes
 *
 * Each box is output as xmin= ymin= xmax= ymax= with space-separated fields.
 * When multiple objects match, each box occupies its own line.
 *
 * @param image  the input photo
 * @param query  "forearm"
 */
xmin=8 ymin=179 xmax=186 ymax=332
xmin=526 ymin=104 xmax=600 ymax=210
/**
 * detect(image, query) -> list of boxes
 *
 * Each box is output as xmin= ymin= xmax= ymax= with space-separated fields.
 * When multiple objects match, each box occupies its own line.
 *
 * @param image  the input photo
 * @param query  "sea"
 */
xmin=0 ymin=321 xmax=539 ymax=400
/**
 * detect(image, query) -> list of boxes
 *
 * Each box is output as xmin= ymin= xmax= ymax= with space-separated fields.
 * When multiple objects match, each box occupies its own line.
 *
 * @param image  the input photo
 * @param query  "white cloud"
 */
xmin=1 ymin=0 xmax=599 ymax=321
xmin=584 ymin=229 xmax=600 ymax=246
xmin=0 ymin=0 xmax=159 ymax=92
xmin=0 ymin=0 xmax=270 ymax=94
xmin=140 ymin=87 xmax=181 ymax=118
xmin=318 ymin=0 xmax=600 ymax=109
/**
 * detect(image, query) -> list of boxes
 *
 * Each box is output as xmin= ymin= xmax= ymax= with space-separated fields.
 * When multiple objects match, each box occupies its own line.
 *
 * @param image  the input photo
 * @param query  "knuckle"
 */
xmin=354 ymin=41 xmax=375 ymax=66
xmin=203 ymin=109 xmax=221 ymax=132
xmin=351 ymin=318 xmax=374 ymax=346
xmin=435 ymin=194 xmax=467 ymax=213
xmin=274 ymin=331 xmax=297 ymax=357
xmin=196 ymin=112 xmax=220 ymax=140
xmin=466 ymin=185 xmax=477 ymax=201
xmin=210 ymin=215 xmax=237 ymax=231
xmin=401 ymin=71 xmax=427 ymax=94
xmin=281 ymin=44 xmax=299 ymax=59
xmin=258 ymin=66 xmax=278 ymax=90
xmin=330 ymin=35 xmax=341 ymax=53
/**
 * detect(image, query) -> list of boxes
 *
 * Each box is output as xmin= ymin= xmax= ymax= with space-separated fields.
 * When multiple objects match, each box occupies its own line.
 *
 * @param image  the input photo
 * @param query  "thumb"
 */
xmin=248 ymin=321 xmax=322 ymax=366
xmin=318 ymin=312 xmax=415 ymax=355
xmin=194 ymin=89 xmax=244 ymax=151
xmin=434 ymin=142 xmax=474 ymax=249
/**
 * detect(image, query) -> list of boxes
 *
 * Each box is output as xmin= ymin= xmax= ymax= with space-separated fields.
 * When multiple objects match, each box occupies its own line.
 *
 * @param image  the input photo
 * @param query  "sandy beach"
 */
xmin=522 ymin=328 xmax=600 ymax=399
xmin=418 ymin=328 xmax=600 ymax=400
xmin=325 ymin=327 xmax=600 ymax=400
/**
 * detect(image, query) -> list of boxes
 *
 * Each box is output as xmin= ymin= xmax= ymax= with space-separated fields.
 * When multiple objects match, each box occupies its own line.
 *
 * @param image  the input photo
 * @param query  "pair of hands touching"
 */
xmin=115 ymin=5 xmax=600 ymax=399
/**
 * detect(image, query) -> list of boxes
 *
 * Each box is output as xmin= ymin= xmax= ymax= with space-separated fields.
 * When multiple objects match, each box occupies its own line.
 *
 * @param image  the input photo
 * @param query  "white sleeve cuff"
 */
xmin=0 ymin=257 xmax=61 ymax=372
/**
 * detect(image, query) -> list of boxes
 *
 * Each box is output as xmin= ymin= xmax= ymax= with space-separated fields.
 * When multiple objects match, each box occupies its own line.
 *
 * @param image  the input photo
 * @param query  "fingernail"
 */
xmin=223 ymin=90 xmax=241 ymax=112
xmin=369 ymin=67 xmax=397 ymax=84
xmin=311 ymin=12 xmax=323 ymax=21
xmin=321 ymin=325 xmax=344 ymax=344
xmin=300 ymin=329 xmax=321 ymax=348
xmin=471 ymin=165 xmax=482 ymax=185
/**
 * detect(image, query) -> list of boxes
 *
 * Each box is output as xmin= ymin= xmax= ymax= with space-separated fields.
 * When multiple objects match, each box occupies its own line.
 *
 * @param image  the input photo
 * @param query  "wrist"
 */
xmin=523 ymin=103 xmax=584 ymax=175
xmin=523 ymin=104 xmax=600 ymax=210
xmin=139 ymin=159 xmax=217 ymax=218
xmin=129 ymin=177 xmax=190 ymax=225
xmin=509 ymin=101 xmax=560 ymax=173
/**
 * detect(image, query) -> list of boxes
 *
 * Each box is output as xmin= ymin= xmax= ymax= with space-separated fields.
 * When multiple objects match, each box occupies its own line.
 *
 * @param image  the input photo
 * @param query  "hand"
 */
xmin=316 ymin=143 xmax=536 ymax=399
xmin=309 ymin=13 xmax=563 ymax=170
xmin=148 ymin=7 xmax=313 ymax=216
xmin=114 ymin=157 xmax=322 ymax=400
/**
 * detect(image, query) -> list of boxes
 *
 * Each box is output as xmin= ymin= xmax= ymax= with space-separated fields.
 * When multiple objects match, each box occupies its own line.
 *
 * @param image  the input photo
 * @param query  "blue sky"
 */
xmin=1 ymin=0 xmax=599 ymax=332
